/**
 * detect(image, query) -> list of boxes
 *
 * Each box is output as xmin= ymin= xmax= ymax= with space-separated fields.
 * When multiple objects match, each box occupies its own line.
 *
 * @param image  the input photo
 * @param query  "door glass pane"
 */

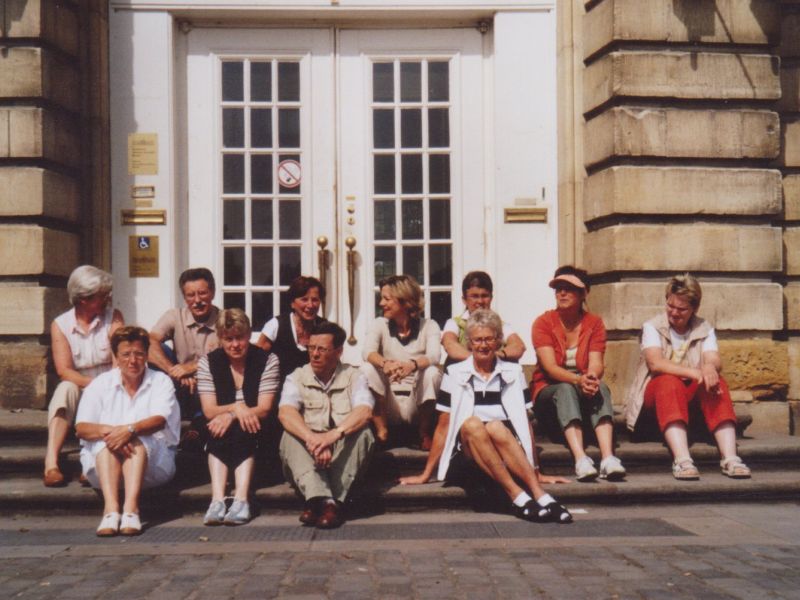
xmin=223 ymin=109 xmax=244 ymax=148
xmin=401 ymin=154 xmax=422 ymax=194
xmin=223 ymin=247 xmax=245 ymax=285
xmin=401 ymin=109 xmax=422 ymax=148
xmin=400 ymin=62 xmax=421 ymax=102
xmin=429 ymin=291 xmax=451 ymax=328
xmin=279 ymin=200 xmax=301 ymax=239
xmin=222 ymin=61 xmax=243 ymax=101
xmin=223 ymin=154 xmax=244 ymax=193
xmin=428 ymin=61 xmax=449 ymax=101
xmin=250 ymin=62 xmax=271 ymax=101
xmin=279 ymin=246 xmax=301 ymax=284
xmin=251 ymin=291 xmax=273 ymax=332
xmin=374 ymin=200 xmax=396 ymax=240
xmin=251 ymin=154 xmax=273 ymax=194
xmin=428 ymin=108 xmax=449 ymax=148
xmin=373 ymin=63 xmax=393 ymax=102
xmin=224 ymin=292 xmax=246 ymax=311
xmin=251 ymin=246 xmax=274 ymax=286
xmin=429 ymin=199 xmax=450 ymax=239
xmin=374 ymin=246 xmax=396 ymax=281
xmin=401 ymin=200 xmax=423 ymax=239
xmin=373 ymin=109 xmax=394 ymax=149
xmin=223 ymin=199 xmax=244 ymax=240
xmin=429 ymin=154 xmax=450 ymax=193
xmin=277 ymin=62 xmax=300 ymax=101
xmin=278 ymin=109 xmax=300 ymax=148
xmin=374 ymin=155 xmax=395 ymax=194
xmin=251 ymin=108 xmax=272 ymax=148
xmin=429 ymin=245 xmax=452 ymax=285
xmin=252 ymin=199 xmax=273 ymax=239
xmin=402 ymin=245 xmax=424 ymax=283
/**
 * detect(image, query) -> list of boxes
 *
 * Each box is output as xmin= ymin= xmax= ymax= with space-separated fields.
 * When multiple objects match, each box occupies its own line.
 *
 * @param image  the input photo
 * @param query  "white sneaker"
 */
xmin=119 ymin=512 xmax=142 ymax=536
xmin=96 ymin=512 xmax=120 ymax=537
xmin=575 ymin=456 xmax=598 ymax=481
xmin=599 ymin=455 xmax=626 ymax=480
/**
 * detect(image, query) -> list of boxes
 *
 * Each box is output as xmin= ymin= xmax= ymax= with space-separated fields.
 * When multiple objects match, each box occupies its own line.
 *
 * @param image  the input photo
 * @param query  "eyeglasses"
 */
xmin=307 ymin=345 xmax=335 ymax=354
xmin=469 ymin=336 xmax=499 ymax=346
xmin=118 ymin=351 xmax=146 ymax=361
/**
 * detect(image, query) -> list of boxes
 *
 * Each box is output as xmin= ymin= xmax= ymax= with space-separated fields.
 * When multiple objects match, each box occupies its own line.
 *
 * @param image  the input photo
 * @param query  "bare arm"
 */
xmin=643 ymin=347 xmax=702 ymax=382
xmin=148 ymin=331 xmax=176 ymax=372
xmin=254 ymin=333 xmax=273 ymax=352
xmin=441 ymin=331 xmax=470 ymax=362
xmin=76 ymin=415 xmax=166 ymax=453
xmin=499 ymin=333 xmax=526 ymax=362
xmin=51 ymin=321 xmax=92 ymax=388
xmin=399 ymin=412 xmax=449 ymax=484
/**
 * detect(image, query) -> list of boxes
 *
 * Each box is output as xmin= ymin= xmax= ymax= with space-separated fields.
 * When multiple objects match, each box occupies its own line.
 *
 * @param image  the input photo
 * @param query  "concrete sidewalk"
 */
xmin=1 ymin=503 xmax=799 ymax=599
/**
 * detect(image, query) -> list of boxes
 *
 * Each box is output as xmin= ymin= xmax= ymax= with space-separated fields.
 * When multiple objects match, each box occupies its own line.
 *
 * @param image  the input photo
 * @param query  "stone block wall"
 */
xmin=577 ymin=0 xmax=796 ymax=433
xmin=0 ymin=0 xmax=108 ymax=409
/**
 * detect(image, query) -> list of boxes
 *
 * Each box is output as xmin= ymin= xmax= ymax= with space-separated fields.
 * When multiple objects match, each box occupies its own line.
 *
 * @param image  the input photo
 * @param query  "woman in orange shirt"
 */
xmin=531 ymin=266 xmax=625 ymax=482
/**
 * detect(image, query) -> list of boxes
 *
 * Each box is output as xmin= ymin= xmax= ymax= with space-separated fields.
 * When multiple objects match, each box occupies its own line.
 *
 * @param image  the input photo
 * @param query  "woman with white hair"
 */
xmin=44 ymin=265 xmax=124 ymax=487
xmin=400 ymin=309 xmax=572 ymax=524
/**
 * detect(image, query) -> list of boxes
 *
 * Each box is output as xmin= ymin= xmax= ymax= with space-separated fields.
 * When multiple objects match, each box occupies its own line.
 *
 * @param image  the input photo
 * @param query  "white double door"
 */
xmin=187 ymin=27 xmax=486 ymax=362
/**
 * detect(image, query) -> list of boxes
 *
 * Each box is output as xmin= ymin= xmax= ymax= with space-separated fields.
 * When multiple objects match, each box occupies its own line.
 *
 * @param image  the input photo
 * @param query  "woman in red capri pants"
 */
xmin=625 ymin=274 xmax=751 ymax=480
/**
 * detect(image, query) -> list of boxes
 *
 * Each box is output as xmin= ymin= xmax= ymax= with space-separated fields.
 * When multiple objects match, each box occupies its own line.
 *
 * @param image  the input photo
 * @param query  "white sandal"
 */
xmin=721 ymin=456 xmax=751 ymax=479
xmin=672 ymin=458 xmax=700 ymax=480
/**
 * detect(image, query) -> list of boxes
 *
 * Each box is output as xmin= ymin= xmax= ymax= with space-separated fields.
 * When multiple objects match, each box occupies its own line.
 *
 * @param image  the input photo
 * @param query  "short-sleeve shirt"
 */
xmin=641 ymin=322 xmax=718 ymax=363
xmin=151 ymin=306 xmax=220 ymax=364
xmin=279 ymin=369 xmax=375 ymax=410
xmin=436 ymin=361 xmax=531 ymax=422
xmin=75 ymin=367 xmax=181 ymax=450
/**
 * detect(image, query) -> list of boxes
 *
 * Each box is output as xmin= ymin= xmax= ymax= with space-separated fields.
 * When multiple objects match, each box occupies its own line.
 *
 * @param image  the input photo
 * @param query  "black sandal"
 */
xmin=543 ymin=501 xmax=573 ymax=524
xmin=513 ymin=499 xmax=550 ymax=523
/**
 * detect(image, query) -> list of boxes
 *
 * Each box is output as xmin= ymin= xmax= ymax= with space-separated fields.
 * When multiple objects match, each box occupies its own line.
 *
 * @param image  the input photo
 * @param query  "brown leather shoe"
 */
xmin=316 ymin=502 xmax=344 ymax=529
xmin=43 ymin=468 xmax=65 ymax=488
xmin=299 ymin=500 xmax=318 ymax=526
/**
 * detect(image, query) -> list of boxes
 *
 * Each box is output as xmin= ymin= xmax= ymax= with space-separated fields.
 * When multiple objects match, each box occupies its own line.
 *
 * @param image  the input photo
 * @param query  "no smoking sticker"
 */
xmin=277 ymin=159 xmax=302 ymax=188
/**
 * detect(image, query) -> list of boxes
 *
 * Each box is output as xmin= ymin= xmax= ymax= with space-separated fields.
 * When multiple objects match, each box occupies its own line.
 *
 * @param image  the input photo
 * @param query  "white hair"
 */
xmin=466 ymin=309 xmax=504 ymax=342
xmin=67 ymin=265 xmax=113 ymax=306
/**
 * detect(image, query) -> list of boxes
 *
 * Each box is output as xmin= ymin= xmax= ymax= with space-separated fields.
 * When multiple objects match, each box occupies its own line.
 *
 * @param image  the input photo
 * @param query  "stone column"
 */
xmin=0 ymin=0 xmax=109 ymax=409
xmin=579 ymin=0 xmax=790 ymax=432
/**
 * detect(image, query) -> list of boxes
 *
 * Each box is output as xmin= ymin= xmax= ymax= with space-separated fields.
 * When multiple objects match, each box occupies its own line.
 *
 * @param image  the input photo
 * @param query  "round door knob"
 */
xmin=316 ymin=236 xmax=328 ymax=249
xmin=345 ymin=237 xmax=357 ymax=249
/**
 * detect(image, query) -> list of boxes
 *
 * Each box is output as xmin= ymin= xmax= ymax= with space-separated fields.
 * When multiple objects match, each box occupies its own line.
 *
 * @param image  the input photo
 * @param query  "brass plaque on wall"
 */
xmin=128 ymin=133 xmax=158 ymax=175
xmin=121 ymin=209 xmax=166 ymax=225
xmin=503 ymin=206 xmax=548 ymax=223
xmin=129 ymin=236 xmax=159 ymax=278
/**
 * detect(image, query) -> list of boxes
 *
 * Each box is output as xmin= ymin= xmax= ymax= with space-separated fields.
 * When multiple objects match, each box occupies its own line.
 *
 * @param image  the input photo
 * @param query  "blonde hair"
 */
xmin=216 ymin=308 xmax=251 ymax=337
xmin=665 ymin=273 xmax=702 ymax=310
xmin=379 ymin=275 xmax=424 ymax=318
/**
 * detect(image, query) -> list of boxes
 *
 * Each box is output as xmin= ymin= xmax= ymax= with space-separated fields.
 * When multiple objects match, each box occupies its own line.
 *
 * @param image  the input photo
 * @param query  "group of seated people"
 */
xmin=43 ymin=263 xmax=752 ymax=537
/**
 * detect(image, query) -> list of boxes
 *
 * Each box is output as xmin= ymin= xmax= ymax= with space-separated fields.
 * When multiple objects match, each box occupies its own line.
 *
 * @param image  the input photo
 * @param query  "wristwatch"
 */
xmin=127 ymin=424 xmax=136 ymax=436
xmin=335 ymin=426 xmax=346 ymax=439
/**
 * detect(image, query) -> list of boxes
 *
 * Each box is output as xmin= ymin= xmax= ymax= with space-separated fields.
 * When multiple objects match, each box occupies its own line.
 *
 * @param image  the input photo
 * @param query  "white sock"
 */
xmin=537 ymin=493 xmax=556 ymax=507
xmin=512 ymin=491 xmax=532 ymax=507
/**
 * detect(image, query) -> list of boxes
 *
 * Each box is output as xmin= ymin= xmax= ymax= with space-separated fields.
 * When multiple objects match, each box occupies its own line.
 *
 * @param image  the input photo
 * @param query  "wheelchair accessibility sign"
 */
xmin=129 ymin=235 xmax=159 ymax=277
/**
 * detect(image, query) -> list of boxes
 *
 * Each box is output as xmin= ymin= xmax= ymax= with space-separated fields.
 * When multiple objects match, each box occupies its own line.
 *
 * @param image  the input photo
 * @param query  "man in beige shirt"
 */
xmin=149 ymin=268 xmax=220 ymax=419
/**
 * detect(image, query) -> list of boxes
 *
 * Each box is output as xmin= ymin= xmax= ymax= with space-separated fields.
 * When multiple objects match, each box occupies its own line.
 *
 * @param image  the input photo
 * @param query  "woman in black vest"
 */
xmin=255 ymin=276 xmax=326 ymax=383
xmin=196 ymin=309 xmax=279 ymax=525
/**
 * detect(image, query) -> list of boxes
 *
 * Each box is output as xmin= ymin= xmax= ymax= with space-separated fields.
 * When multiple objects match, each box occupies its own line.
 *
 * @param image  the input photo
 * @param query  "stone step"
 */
xmin=2 ymin=469 xmax=798 ymax=516
xmin=6 ymin=434 xmax=800 ymax=480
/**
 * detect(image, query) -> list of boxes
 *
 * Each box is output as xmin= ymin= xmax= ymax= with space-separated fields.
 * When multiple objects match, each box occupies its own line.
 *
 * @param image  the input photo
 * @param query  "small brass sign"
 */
xmin=129 ymin=236 xmax=159 ymax=278
xmin=504 ymin=206 xmax=548 ymax=223
xmin=128 ymin=133 xmax=158 ymax=175
xmin=121 ymin=209 xmax=166 ymax=225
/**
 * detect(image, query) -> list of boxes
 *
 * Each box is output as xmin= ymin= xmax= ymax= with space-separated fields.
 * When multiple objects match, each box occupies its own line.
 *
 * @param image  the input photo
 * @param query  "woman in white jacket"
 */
xmin=400 ymin=309 xmax=572 ymax=523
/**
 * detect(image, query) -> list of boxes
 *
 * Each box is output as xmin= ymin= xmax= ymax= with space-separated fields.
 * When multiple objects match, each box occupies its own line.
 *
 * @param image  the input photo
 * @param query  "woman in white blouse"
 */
xmin=44 ymin=265 xmax=124 ymax=487
xmin=362 ymin=275 xmax=442 ymax=448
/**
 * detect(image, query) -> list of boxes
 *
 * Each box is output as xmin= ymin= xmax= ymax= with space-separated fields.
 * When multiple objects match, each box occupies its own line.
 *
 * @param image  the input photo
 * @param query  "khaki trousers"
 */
xmin=48 ymin=381 xmax=81 ymax=424
xmin=279 ymin=427 xmax=374 ymax=502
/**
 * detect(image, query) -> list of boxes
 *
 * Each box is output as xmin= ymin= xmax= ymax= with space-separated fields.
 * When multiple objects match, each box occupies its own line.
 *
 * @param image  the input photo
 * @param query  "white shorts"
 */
xmin=80 ymin=435 xmax=176 ymax=490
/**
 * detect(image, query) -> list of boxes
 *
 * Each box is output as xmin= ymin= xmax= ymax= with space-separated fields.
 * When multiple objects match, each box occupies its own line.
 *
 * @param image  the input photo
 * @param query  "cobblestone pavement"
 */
xmin=1 ymin=503 xmax=799 ymax=599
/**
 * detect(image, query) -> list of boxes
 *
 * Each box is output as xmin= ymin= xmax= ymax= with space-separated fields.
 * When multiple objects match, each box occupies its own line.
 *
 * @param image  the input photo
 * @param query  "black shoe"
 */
xmin=512 ymin=499 xmax=550 ymax=523
xmin=542 ymin=501 xmax=573 ymax=524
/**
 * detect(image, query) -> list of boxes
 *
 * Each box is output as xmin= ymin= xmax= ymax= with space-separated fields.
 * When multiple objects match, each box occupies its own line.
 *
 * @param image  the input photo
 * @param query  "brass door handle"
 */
xmin=316 ymin=236 xmax=329 ymax=317
xmin=345 ymin=236 xmax=357 ymax=345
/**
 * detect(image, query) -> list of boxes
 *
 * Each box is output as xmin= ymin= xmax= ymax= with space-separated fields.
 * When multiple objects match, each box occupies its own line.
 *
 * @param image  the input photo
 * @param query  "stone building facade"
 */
xmin=0 ymin=0 xmax=797 ymax=434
